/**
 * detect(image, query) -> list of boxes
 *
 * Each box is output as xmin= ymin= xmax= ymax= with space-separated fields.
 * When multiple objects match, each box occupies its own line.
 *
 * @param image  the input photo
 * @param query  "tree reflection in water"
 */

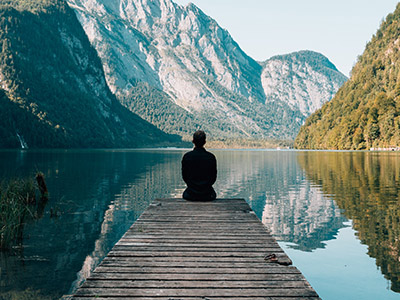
xmin=0 ymin=150 xmax=186 ymax=300
xmin=214 ymin=150 xmax=347 ymax=251
xmin=1 ymin=150 xmax=399 ymax=298
xmin=297 ymin=151 xmax=400 ymax=292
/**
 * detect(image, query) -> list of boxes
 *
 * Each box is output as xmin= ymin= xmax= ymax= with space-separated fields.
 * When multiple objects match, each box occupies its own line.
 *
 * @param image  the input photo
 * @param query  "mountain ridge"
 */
xmin=67 ymin=0 xmax=347 ymax=141
xmin=0 ymin=0 xmax=348 ymax=148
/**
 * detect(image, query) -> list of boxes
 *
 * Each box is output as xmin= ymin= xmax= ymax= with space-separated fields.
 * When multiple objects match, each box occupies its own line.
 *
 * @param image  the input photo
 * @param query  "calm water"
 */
xmin=0 ymin=149 xmax=399 ymax=300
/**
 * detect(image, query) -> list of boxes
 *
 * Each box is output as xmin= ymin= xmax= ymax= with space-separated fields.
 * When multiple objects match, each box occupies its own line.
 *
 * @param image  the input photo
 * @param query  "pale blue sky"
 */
xmin=173 ymin=0 xmax=399 ymax=76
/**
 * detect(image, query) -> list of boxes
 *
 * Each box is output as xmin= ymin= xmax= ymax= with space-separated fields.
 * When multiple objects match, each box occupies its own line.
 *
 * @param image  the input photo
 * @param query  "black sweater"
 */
xmin=182 ymin=147 xmax=217 ymax=196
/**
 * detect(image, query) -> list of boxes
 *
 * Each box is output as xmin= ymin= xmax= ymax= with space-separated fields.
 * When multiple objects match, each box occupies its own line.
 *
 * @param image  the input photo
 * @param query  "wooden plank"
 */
xmin=111 ymin=246 xmax=283 ymax=252
xmin=115 ymin=241 xmax=281 ymax=247
xmin=73 ymin=298 xmax=319 ymax=300
xmin=137 ymin=213 xmax=261 ymax=217
xmin=72 ymin=199 xmax=320 ymax=299
xmin=75 ymin=287 xmax=318 ymax=297
xmin=127 ymin=226 xmax=269 ymax=231
xmin=117 ymin=237 xmax=278 ymax=242
xmin=122 ymin=233 xmax=274 ymax=238
xmin=138 ymin=211 xmax=257 ymax=215
xmin=128 ymin=224 xmax=267 ymax=228
xmin=125 ymin=231 xmax=272 ymax=236
xmin=93 ymin=266 xmax=300 ymax=274
xmin=81 ymin=279 xmax=311 ymax=288
xmin=99 ymin=260 xmax=291 ymax=268
xmin=101 ymin=256 xmax=282 ymax=263
xmin=107 ymin=251 xmax=285 ymax=257
xmin=87 ymin=272 xmax=306 ymax=281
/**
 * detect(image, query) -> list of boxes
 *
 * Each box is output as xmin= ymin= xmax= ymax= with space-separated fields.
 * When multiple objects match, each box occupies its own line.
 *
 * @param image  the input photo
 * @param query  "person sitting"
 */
xmin=182 ymin=130 xmax=217 ymax=201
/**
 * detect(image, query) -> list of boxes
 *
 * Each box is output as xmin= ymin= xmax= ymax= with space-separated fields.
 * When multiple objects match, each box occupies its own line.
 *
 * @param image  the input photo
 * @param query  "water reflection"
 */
xmin=297 ymin=151 xmax=400 ymax=292
xmin=0 ymin=150 xmax=186 ymax=299
xmin=214 ymin=150 xmax=347 ymax=251
xmin=68 ymin=151 xmax=185 ymax=295
xmin=0 ymin=149 xmax=399 ymax=299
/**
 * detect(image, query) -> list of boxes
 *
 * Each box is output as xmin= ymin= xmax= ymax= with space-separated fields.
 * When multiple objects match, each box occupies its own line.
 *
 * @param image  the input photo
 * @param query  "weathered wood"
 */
xmin=99 ymin=260 xmax=291 ymax=268
xmin=72 ymin=298 xmax=319 ymax=300
xmin=122 ymin=233 xmax=273 ymax=238
xmin=111 ymin=246 xmax=283 ymax=252
xmin=75 ymin=287 xmax=318 ymax=297
xmin=107 ymin=251 xmax=285 ymax=257
xmin=87 ymin=272 xmax=306 ymax=281
xmin=116 ymin=241 xmax=280 ymax=247
xmin=126 ymin=230 xmax=272 ymax=236
xmin=72 ymin=198 xmax=320 ymax=299
xmin=101 ymin=256 xmax=271 ymax=263
xmin=35 ymin=172 xmax=48 ymax=200
xmin=128 ymin=224 xmax=267 ymax=229
xmin=81 ymin=279 xmax=311 ymax=288
xmin=118 ymin=237 xmax=277 ymax=242
xmin=74 ymin=296 xmax=318 ymax=300
xmin=93 ymin=266 xmax=300 ymax=274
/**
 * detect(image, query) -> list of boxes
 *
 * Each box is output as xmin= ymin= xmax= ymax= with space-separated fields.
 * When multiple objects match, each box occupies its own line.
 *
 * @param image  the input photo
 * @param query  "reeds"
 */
xmin=0 ymin=287 xmax=55 ymax=300
xmin=0 ymin=177 xmax=36 ymax=249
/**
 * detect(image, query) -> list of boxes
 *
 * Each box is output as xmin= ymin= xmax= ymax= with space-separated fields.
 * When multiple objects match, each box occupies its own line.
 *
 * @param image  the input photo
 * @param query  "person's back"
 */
xmin=182 ymin=131 xmax=217 ymax=201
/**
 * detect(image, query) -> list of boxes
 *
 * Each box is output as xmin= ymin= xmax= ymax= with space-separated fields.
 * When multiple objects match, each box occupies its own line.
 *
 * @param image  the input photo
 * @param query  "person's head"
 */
xmin=192 ymin=130 xmax=206 ymax=148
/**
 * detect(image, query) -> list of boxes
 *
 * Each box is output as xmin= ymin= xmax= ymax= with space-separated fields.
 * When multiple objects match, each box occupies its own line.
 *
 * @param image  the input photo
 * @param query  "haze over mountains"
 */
xmin=0 ymin=0 xmax=347 ymax=148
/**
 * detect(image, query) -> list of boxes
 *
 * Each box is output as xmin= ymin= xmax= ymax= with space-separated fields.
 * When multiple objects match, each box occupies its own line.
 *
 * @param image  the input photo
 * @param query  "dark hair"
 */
xmin=193 ymin=130 xmax=206 ymax=147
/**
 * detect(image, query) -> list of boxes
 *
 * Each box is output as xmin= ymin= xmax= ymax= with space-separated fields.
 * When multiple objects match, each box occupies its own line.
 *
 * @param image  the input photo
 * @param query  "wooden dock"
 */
xmin=73 ymin=198 xmax=320 ymax=299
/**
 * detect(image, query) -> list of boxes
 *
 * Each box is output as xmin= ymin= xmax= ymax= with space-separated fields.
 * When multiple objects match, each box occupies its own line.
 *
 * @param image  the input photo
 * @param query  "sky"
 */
xmin=173 ymin=0 xmax=399 ymax=77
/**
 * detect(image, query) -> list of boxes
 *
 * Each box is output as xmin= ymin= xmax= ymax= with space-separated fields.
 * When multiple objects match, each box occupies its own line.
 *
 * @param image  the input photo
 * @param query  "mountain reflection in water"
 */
xmin=0 ymin=149 xmax=399 ymax=299
xmin=297 ymin=151 xmax=400 ymax=292
xmin=214 ymin=150 xmax=347 ymax=251
xmin=0 ymin=150 xmax=186 ymax=299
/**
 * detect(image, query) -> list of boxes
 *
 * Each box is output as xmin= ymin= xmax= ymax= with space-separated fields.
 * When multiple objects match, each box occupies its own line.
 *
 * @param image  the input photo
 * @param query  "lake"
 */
xmin=0 ymin=149 xmax=399 ymax=300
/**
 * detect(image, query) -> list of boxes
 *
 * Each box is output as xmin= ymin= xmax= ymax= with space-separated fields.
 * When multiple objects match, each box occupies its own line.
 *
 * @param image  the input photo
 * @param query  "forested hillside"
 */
xmin=0 ymin=0 xmax=182 ymax=148
xmin=295 ymin=3 xmax=400 ymax=150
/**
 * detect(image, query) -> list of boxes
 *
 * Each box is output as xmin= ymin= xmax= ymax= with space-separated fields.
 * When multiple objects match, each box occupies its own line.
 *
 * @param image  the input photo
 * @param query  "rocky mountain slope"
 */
xmin=262 ymin=51 xmax=346 ymax=119
xmin=67 ymin=0 xmax=347 ymax=141
xmin=295 ymin=4 xmax=400 ymax=150
xmin=0 ymin=0 xmax=182 ymax=148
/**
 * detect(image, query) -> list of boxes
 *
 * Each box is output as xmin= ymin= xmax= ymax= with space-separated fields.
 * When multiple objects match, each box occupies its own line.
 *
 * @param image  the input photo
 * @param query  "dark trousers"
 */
xmin=183 ymin=188 xmax=216 ymax=201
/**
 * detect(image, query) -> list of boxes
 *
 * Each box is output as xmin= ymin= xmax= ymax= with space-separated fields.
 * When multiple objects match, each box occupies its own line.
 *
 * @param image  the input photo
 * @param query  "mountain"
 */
xmin=262 ymin=51 xmax=347 ymax=119
xmin=67 ymin=0 xmax=347 ymax=141
xmin=0 ymin=0 xmax=183 ymax=148
xmin=295 ymin=4 xmax=400 ymax=150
